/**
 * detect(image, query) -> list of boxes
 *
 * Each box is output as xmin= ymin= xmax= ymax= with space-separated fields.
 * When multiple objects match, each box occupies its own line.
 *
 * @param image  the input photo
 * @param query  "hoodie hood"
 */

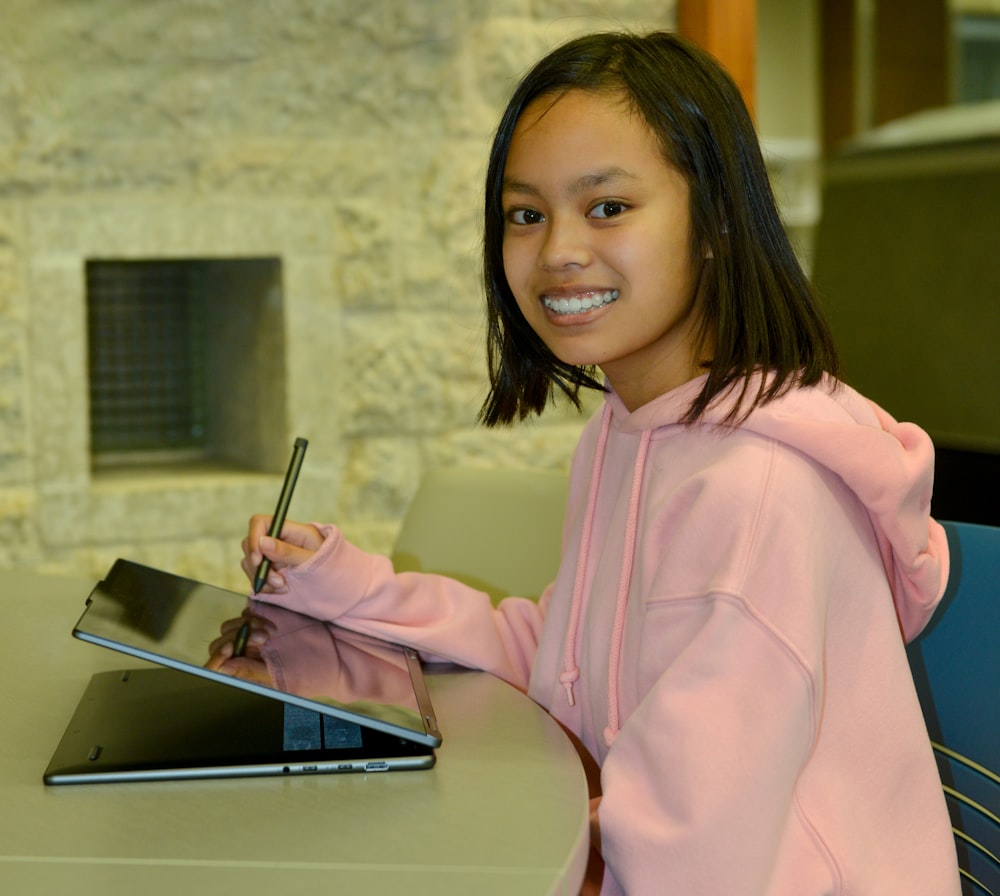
xmin=612 ymin=373 xmax=949 ymax=641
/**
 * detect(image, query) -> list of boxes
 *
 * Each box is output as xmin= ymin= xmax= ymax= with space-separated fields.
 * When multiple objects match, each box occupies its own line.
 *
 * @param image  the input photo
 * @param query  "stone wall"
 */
xmin=0 ymin=1 xmax=674 ymax=590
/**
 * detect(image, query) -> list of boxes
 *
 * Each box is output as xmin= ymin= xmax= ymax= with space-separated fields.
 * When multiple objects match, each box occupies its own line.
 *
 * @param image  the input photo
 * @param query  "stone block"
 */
xmin=341 ymin=309 xmax=485 ymax=435
xmin=340 ymin=435 xmax=424 ymax=524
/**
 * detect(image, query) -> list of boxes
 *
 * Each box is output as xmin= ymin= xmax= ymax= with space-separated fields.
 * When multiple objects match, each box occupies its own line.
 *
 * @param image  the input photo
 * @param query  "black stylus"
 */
xmin=252 ymin=437 xmax=308 ymax=595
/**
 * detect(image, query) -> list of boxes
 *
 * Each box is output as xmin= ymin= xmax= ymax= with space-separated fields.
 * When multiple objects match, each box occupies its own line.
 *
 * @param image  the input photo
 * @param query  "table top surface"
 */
xmin=0 ymin=570 xmax=589 ymax=896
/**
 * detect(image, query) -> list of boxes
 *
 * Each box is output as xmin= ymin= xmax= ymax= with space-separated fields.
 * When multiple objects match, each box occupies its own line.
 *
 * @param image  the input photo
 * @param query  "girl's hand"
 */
xmin=205 ymin=611 xmax=275 ymax=685
xmin=241 ymin=515 xmax=325 ymax=593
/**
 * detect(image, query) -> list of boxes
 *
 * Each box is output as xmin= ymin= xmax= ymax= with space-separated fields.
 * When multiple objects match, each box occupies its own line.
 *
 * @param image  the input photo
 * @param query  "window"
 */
xmin=956 ymin=14 xmax=1000 ymax=103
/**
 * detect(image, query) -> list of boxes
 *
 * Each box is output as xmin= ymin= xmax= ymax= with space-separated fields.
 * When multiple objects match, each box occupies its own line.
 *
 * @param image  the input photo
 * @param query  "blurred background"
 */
xmin=0 ymin=0 xmax=995 ymax=590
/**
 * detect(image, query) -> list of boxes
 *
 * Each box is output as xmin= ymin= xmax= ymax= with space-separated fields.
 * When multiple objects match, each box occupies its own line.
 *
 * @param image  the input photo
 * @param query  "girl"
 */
xmin=236 ymin=32 xmax=958 ymax=895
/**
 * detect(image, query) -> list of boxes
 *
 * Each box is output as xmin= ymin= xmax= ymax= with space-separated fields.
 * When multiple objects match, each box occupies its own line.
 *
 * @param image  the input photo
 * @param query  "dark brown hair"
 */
xmin=479 ymin=31 xmax=839 ymax=427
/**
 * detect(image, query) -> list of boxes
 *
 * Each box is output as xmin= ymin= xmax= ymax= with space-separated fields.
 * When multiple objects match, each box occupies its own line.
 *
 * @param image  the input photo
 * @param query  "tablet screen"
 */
xmin=73 ymin=559 xmax=441 ymax=747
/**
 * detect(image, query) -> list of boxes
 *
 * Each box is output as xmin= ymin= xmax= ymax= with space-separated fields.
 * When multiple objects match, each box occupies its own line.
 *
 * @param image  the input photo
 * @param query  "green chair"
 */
xmin=391 ymin=467 xmax=568 ymax=606
xmin=906 ymin=521 xmax=1000 ymax=896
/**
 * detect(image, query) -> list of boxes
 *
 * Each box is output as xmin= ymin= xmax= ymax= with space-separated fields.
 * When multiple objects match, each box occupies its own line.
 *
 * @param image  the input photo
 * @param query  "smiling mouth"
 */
xmin=542 ymin=289 xmax=620 ymax=316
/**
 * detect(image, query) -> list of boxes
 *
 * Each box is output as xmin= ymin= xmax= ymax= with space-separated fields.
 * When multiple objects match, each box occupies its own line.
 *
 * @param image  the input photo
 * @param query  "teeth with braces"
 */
xmin=543 ymin=289 xmax=620 ymax=315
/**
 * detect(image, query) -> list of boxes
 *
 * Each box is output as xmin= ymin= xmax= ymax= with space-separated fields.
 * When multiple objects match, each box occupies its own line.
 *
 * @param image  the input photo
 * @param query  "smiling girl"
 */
xmin=499 ymin=88 xmax=704 ymax=409
xmin=238 ymin=32 xmax=958 ymax=895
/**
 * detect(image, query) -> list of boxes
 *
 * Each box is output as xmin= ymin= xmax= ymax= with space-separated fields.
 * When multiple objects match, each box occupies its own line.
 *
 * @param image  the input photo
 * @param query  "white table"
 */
xmin=1 ymin=571 xmax=589 ymax=895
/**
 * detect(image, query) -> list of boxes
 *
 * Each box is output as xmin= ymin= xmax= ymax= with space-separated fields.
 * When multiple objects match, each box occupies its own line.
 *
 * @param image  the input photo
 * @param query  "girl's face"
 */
xmin=501 ymin=88 xmax=708 ymax=411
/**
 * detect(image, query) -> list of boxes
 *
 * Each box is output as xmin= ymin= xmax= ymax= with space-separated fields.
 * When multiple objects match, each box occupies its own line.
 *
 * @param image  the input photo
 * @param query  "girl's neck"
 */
xmin=603 ymin=354 xmax=704 ymax=412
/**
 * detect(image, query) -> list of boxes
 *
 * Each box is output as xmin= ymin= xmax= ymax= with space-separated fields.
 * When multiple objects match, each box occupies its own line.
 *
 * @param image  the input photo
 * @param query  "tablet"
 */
xmin=44 ymin=559 xmax=441 ymax=784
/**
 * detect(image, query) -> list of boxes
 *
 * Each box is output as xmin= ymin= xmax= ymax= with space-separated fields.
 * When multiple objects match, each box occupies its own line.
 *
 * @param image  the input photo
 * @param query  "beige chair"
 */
xmin=391 ymin=467 xmax=568 ymax=605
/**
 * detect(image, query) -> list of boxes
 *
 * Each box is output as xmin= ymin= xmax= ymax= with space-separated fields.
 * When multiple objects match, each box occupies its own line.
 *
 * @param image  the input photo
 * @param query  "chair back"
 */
xmin=906 ymin=520 xmax=1000 ymax=895
xmin=391 ymin=467 xmax=568 ymax=605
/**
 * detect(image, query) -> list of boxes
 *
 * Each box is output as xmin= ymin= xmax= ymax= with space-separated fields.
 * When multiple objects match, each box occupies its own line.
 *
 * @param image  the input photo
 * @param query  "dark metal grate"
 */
xmin=86 ymin=260 xmax=208 ymax=461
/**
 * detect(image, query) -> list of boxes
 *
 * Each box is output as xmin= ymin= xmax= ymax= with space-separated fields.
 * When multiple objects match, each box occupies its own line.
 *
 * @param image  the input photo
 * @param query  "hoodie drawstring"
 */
xmin=604 ymin=427 xmax=651 ymax=747
xmin=559 ymin=402 xmax=652 ymax=751
xmin=560 ymin=403 xmax=612 ymax=707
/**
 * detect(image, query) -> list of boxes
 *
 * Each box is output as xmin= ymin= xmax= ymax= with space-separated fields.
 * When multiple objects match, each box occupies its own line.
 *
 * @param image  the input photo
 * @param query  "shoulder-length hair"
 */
xmin=479 ymin=30 xmax=839 ymax=427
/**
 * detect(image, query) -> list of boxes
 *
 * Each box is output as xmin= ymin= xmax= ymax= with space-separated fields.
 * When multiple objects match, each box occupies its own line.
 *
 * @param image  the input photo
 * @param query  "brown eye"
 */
xmin=589 ymin=200 xmax=627 ymax=219
xmin=508 ymin=207 xmax=545 ymax=225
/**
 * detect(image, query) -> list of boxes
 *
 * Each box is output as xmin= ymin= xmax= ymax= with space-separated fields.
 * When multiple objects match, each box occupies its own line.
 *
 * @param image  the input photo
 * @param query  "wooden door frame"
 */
xmin=677 ymin=0 xmax=757 ymax=116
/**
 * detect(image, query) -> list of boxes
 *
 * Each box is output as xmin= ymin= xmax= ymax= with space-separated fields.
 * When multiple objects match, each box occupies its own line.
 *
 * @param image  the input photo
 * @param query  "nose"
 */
xmin=538 ymin=216 xmax=591 ymax=271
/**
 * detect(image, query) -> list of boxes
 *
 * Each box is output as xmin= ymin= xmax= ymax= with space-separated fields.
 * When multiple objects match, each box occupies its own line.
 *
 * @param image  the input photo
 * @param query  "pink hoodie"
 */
xmin=258 ymin=374 xmax=959 ymax=895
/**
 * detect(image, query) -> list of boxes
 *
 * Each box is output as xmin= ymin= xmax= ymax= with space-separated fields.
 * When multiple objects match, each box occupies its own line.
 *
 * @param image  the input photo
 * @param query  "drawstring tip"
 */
xmin=560 ymin=668 xmax=580 ymax=707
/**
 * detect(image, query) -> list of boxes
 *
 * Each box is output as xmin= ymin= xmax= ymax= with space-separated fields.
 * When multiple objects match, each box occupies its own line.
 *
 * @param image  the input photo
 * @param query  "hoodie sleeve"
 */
xmin=254 ymin=523 xmax=549 ymax=692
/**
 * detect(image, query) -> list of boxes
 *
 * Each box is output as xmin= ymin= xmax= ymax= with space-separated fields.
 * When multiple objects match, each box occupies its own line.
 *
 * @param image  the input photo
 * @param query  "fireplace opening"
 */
xmin=86 ymin=257 xmax=287 ymax=473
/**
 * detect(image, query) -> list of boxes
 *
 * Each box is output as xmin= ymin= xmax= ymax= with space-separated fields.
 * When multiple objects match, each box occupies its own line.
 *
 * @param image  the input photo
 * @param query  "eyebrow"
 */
xmin=502 ymin=166 xmax=638 ymax=197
